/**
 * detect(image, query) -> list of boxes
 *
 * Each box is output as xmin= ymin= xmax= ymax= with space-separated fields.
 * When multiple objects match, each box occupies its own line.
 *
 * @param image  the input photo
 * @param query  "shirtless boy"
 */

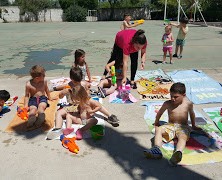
xmin=143 ymin=82 xmax=202 ymax=166
xmin=24 ymin=65 xmax=55 ymax=130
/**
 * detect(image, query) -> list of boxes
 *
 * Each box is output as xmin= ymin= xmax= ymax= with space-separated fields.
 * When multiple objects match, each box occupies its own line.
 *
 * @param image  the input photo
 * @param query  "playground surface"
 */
xmin=0 ymin=21 xmax=222 ymax=179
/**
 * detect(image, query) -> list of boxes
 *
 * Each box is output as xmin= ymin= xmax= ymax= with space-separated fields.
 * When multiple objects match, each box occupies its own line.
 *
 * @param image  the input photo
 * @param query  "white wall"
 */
xmin=0 ymin=6 xmax=63 ymax=22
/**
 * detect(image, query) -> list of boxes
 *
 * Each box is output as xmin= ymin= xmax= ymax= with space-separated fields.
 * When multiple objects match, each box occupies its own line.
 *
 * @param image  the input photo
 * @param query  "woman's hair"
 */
xmin=74 ymin=49 xmax=85 ymax=66
xmin=69 ymin=85 xmax=89 ymax=107
xmin=30 ymin=65 xmax=45 ymax=78
xmin=131 ymin=29 xmax=146 ymax=45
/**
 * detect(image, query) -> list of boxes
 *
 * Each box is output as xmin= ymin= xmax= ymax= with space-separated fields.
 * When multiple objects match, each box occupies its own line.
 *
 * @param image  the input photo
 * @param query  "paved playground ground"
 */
xmin=0 ymin=21 xmax=222 ymax=179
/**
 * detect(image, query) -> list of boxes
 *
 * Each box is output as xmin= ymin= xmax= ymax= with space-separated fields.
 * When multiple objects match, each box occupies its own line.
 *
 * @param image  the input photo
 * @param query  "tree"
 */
xmin=58 ymin=0 xmax=73 ymax=10
xmin=0 ymin=0 xmax=10 ymax=6
xmin=78 ymin=0 xmax=98 ymax=10
xmin=15 ymin=0 xmax=50 ymax=21
xmin=106 ymin=0 xmax=142 ymax=20
xmin=64 ymin=5 xmax=87 ymax=22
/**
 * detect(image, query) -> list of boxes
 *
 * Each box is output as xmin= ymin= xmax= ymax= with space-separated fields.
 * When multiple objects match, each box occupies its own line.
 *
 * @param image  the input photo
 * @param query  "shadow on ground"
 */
xmin=85 ymin=126 xmax=209 ymax=180
xmin=4 ymin=48 xmax=71 ymax=76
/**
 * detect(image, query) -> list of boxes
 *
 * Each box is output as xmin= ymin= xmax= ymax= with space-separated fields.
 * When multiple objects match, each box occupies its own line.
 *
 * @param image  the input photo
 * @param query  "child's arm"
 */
xmin=59 ymin=89 xmax=69 ymax=99
xmin=181 ymin=26 xmax=188 ymax=36
xmin=161 ymin=34 xmax=165 ymax=42
xmin=45 ymin=80 xmax=52 ymax=100
xmin=189 ymin=103 xmax=202 ymax=130
xmin=170 ymin=22 xmax=180 ymax=28
xmin=154 ymin=102 xmax=167 ymax=126
xmin=105 ymin=60 xmax=115 ymax=75
xmin=85 ymin=62 xmax=91 ymax=82
xmin=123 ymin=20 xmax=139 ymax=29
xmin=169 ymin=33 xmax=174 ymax=43
xmin=24 ymin=82 xmax=30 ymax=108
xmin=45 ymin=80 xmax=57 ymax=101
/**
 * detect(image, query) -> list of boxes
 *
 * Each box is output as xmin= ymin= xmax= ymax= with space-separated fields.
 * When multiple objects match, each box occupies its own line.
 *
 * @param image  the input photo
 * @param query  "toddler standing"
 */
xmin=171 ymin=17 xmax=189 ymax=59
xmin=162 ymin=25 xmax=174 ymax=64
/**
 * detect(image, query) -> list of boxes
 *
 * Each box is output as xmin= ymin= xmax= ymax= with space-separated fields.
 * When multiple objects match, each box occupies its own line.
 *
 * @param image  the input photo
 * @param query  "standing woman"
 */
xmin=102 ymin=29 xmax=147 ymax=88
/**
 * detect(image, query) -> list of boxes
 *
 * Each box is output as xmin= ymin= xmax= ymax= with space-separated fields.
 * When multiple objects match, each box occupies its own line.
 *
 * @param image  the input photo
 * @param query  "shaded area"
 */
xmin=4 ymin=48 xmax=71 ymax=76
xmin=85 ymin=127 xmax=210 ymax=180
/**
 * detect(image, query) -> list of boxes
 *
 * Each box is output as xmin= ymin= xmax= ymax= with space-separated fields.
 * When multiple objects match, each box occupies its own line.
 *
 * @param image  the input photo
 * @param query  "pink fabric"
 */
xmin=109 ymin=90 xmax=138 ymax=103
xmin=76 ymin=129 xmax=83 ymax=140
xmin=115 ymin=29 xmax=147 ymax=55
xmin=163 ymin=46 xmax=173 ymax=53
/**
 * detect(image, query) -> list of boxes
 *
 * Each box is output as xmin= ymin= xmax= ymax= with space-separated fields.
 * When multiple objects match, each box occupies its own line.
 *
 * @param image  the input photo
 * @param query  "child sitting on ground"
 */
xmin=24 ymin=65 xmax=56 ymax=130
xmin=46 ymin=67 xmax=119 ymax=140
xmin=143 ymin=82 xmax=202 ymax=166
xmin=161 ymin=25 xmax=174 ymax=64
xmin=53 ymin=49 xmax=91 ymax=91
xmin=65 ymin=85 xmax=100 ymax=140
xmin=0 ymin=90 xmax=10 ymax=113
xmin=98 ymin=60 xmax=129 ymax=98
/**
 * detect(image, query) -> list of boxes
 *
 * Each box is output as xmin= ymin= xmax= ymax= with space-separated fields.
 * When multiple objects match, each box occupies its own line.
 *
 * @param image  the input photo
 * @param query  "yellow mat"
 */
xmin=181 ymin=150 xmax=222 ymax=165
xmin=5 ymin=92 xmax=59 ymax=132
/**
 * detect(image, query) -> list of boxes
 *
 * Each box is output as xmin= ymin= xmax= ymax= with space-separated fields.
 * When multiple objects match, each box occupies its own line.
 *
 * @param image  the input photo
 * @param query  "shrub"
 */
xmin=64 ymin=5 xmax=87 ymax=22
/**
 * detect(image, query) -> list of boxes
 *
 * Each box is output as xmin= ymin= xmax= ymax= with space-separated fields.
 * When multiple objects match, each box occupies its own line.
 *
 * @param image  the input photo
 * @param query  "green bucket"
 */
xmin=90 ymin=125 xmax=105 ymax=140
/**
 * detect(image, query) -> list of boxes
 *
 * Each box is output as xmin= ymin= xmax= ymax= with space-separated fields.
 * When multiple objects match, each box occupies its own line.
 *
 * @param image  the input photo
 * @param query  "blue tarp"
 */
xmin=168 ymin=69 xmax=222 ymax=104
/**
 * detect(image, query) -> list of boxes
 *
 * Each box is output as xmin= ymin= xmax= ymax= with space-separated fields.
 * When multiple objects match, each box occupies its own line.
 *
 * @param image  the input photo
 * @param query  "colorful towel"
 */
xmin=168 ymin=69 xmax=222 ymax=104
xmin=142 ymin=101 xmax=222 ymax=165
xmin=109 ymin=90 xmax=137 ymax=104
xmin=5 ymin=92 xmax=59 ymax=132
xmin=203 ymin=107 xmax=222 ymax=132
xmin=135 ymin=69 xmax=173 ymax=101
xmin=50 ymin=76 xmax=101 ymax=88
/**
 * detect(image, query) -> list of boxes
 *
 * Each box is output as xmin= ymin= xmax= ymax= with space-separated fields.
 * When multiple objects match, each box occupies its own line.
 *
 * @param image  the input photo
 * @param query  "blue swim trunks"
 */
xmin=28 ymin=95 xmax=49 ymax=108
xmin=176 ymin=39 xmax=186 ymax=46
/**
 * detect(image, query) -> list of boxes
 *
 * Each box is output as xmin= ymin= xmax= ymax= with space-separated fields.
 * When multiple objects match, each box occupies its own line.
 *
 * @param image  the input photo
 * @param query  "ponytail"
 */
xmin=131 ymin=29 xmax=146 ymax=45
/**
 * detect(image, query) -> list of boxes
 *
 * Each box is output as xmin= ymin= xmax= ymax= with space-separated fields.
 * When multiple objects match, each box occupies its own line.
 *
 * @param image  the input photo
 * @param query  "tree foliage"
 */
xmin=0 ymin=0 xmax=10 ymax=6
xmin=64 ymin=5 xmax=87 ymax=22
xmin=59 ymin=0 xmax=98 ymax=10
xmin=15 ymin=0 xmax=50 ymax=20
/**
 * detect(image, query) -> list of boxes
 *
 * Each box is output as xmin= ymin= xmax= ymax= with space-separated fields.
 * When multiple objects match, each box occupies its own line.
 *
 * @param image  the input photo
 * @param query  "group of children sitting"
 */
xmin=24 ymin=48 xmax=120 ymax=140
xmin=0 ymin=16 xmax=198 ymax=166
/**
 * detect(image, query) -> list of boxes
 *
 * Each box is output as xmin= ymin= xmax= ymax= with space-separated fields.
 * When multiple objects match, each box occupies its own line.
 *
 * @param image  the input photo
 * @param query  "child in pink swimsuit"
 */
xmin=162 ymin=25 xmax=174 ymax=64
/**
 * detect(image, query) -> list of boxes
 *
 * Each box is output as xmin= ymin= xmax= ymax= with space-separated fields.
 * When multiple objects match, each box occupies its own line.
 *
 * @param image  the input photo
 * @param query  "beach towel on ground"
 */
xmin=5 ymin=92 xmax=59 ymax=132
xmin=168 ymin=69 xmax=222 ymax=104
xmin=142 ymin=101 xmax=222 ymax=165
xmin=135 ymin=69 xmax=173 ymax=101
xmin=109 ymin=90 xmax=137 ymax=104
xmin=203 ymin=107 xmax=222 ymax=132
xmin=50 ymin=76 xmax=101 ymax=88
